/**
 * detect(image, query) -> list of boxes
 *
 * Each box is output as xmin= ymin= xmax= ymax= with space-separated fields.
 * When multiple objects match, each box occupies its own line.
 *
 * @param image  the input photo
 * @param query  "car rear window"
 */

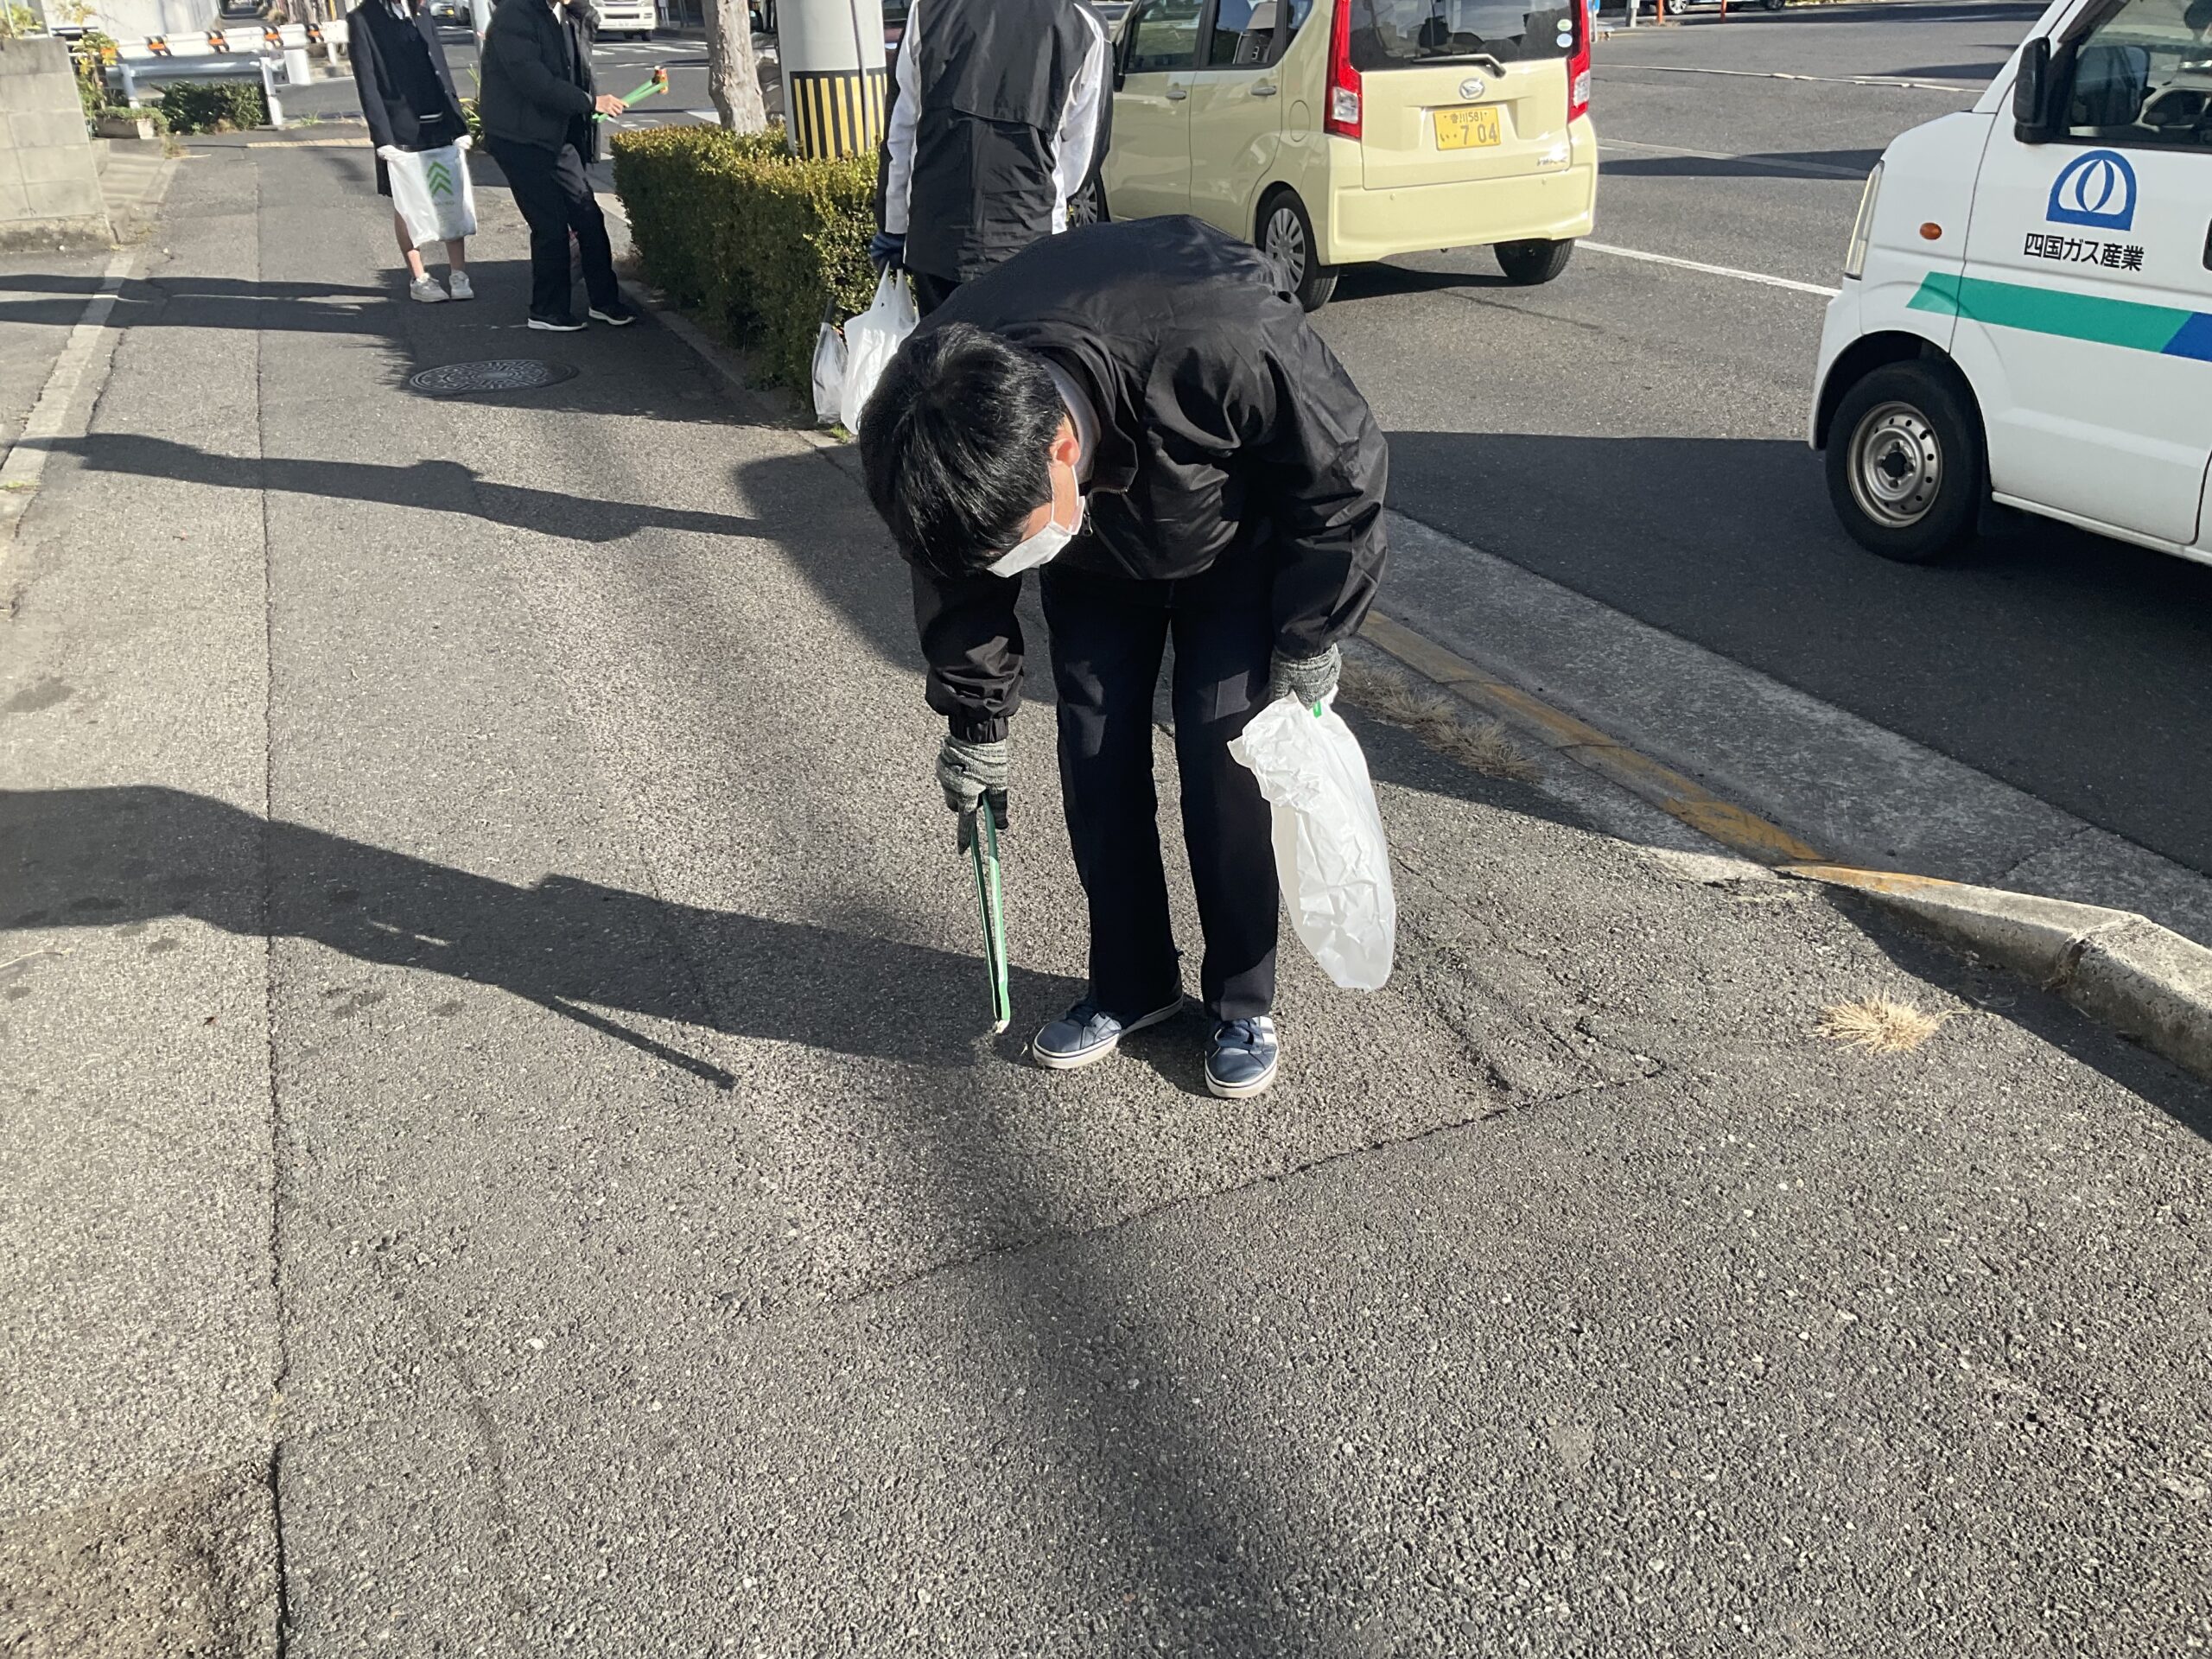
xmin=1350 ymin=0 xmax=1578 ymax=68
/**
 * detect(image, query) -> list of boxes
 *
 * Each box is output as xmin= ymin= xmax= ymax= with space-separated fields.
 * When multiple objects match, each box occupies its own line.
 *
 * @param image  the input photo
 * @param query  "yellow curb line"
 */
xmin=1358 ymin=609 xmax=1826 ymax=868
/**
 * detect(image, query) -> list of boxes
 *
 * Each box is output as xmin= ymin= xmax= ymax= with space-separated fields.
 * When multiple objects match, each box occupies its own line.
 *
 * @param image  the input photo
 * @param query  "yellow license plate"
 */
xmin=1435 ymin=105 xmax=1503 ymax=149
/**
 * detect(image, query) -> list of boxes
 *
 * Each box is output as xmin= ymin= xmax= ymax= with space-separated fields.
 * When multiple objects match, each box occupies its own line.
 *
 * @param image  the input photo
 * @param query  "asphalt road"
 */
xmin=1306 ymin=0 xmax=2212 ymax=884
xmin=5 ymin=136 xmax=2209 ymax=1654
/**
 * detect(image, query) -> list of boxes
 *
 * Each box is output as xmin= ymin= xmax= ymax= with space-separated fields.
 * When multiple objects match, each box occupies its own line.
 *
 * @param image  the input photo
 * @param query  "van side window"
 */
xmin=2062 ymin=0 xmax=2212 ymax=149
xmin=1205 ymin=0 xmax=1313 ymax=66
xmin=1127 ymin=0 xmax=1205 ymax=73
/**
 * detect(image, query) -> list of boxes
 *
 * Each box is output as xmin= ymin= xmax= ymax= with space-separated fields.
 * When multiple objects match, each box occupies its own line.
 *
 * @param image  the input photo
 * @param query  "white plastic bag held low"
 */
xmin=811 ymin=308 xmax=847 ymax=427
xmin=1230 ymin=696 xmax=1396 ymax=989
xmin=383 ymin=142 xmax=477 ymax=248
xmin=837 ymin=269 xmax=918 ymax=431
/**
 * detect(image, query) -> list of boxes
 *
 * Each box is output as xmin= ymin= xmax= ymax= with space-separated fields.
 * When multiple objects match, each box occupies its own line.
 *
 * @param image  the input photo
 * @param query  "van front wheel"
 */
xmin=1260 ymin=192 xmax=1339 ymax=312
xmin=1495 ymin=238 xmax=1574 ymax=285
xmin=1824 ymin=360 xmax=1984 ymax=563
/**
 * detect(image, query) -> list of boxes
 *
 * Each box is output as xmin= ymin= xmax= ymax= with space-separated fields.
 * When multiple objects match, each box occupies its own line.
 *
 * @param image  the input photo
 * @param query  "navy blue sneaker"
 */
xmin=1205 ymin=1016 xmax=1280 ymax=1099
xmin=1032 ymin=994 xmax=1183 ymax=1071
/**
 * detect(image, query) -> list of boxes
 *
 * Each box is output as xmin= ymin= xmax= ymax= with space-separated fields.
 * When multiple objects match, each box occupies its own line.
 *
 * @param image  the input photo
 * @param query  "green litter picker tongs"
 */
xmin=958 ymin=792 xmax=1011 ymax=1034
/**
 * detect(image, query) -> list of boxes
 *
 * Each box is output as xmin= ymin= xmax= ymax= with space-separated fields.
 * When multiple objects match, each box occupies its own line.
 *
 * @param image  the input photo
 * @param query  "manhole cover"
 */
xmin=409 ymin=359 xmax=579 ymax=396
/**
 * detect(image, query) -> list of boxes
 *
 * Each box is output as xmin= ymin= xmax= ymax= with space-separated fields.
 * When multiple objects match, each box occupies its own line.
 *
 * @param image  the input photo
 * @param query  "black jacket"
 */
xmin=347 ymin=0 xmax=466 ymax=151
xmin=479 ymin=0 xmax=601 ymax=160
xmin=908 ymin=217 xmax=1390 ymax=742
xmin=880 ymin=0 xmax=1102 ymax=283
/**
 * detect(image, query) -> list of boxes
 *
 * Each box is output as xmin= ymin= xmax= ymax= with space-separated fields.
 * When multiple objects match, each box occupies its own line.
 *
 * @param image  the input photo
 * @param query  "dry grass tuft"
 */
xmin=1341 ymin=660 xmax=1541 ymax=783
xmin=1817 ymin=996 xmax=1956 ymax=1054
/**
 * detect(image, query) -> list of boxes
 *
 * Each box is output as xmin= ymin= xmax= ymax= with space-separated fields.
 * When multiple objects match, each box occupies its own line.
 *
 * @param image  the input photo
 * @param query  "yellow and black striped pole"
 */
xmin=776 ymin=0 xmax=887 ymax=161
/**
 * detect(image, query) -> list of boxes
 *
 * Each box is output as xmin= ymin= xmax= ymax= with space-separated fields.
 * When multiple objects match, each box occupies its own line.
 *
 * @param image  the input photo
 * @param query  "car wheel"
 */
xmin=1259 ymin=191 xmax=1339 ymax=312
xmin=1494 ymin=238 xmax=1574 ymax=285
xmin=1763 ymin=0 xmax=1786 ymax=10
xmin=1824 ymin=359 xmax=1985 ymax=563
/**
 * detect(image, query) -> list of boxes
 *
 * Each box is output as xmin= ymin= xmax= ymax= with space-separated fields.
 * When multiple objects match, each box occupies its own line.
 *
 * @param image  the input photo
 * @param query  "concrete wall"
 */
xmin=0 ymin=37 xmax=111 ymax=252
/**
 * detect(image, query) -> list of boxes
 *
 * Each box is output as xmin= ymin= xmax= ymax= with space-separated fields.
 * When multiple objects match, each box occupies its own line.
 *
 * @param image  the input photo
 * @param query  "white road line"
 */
xmin=1599 ymin=135 xmax=1871 ymax=179
xmin=1579 ymin=239 xmax=1841 ymax=296
xmin=0 ymin=245 xmax=139 ymax=536
xmin=1605 ymin=62 xmax=1982 ymax=93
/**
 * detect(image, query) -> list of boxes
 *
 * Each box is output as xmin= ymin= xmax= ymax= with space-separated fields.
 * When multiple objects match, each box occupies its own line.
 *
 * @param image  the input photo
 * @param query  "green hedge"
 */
xmin=610 ymin=124 xmax=877 ymax=391
xmin=158 ymin=81 xmax=268 ymax=134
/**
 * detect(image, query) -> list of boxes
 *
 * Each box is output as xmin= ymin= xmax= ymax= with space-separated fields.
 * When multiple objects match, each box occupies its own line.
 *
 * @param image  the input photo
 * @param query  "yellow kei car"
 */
xmin=1103 ymin=0 xmax=1598 ymax=309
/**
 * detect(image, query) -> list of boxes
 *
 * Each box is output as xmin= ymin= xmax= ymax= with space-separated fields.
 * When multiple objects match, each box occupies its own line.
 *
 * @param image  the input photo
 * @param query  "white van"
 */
xmin=1810 ymin=0 xmax=2212 ymax=566
xmin=596 ymin=0 xmax=656 ymax=38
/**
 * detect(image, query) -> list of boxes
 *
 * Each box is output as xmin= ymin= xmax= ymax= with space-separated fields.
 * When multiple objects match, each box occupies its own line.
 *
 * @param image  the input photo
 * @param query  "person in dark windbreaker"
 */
xmin=348 ymin=0 xmax=473 ymax=302
xmin=476 ymin=0 xmax=632 ymax=331
xmin=870 ymin=0 xmax=1109 ymax=316
xmin=857 ymin=216 xmax=1390 ymax=1102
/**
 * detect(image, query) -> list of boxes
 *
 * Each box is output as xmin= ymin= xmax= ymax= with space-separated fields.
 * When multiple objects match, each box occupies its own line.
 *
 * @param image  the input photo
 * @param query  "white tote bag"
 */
xmin=383 ymin=140 xmax=478 ymax=247
xmin=837 ymin=268 xmax=918 ymax=432
xmin=1229 ymin=696 xmax=1396 ymax=990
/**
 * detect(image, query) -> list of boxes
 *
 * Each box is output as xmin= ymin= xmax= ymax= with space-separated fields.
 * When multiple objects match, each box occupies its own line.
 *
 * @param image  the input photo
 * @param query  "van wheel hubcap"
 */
xmin=1263 ymin=206 xmax=1308 ymax=285
xmin=1850 ymin=402 xmax=1942 ymax=528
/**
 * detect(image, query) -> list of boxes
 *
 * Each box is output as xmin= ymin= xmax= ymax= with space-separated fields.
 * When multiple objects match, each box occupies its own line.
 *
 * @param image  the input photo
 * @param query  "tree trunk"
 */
xmin=702 ymin=0 xmax=768 ymax=132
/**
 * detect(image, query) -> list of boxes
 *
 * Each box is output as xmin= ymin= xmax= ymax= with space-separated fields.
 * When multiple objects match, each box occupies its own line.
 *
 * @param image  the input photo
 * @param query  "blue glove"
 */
xmin=868 ymin=230 xmax=906 ymax=271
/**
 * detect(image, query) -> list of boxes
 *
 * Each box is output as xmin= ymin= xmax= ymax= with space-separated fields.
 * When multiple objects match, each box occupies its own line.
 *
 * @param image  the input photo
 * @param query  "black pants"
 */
xmin=488 ymin=137 xmax=617 ymax=320
xmin=1040 ymin=559 xmax=1279 ymax=1024
xmin=910 ymin=268 xmax=961 ymax=318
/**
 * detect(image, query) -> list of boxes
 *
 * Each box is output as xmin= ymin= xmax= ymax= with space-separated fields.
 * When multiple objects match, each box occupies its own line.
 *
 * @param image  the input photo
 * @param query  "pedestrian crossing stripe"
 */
xmin=1909 ymin=270 xmax=2212 ymax=363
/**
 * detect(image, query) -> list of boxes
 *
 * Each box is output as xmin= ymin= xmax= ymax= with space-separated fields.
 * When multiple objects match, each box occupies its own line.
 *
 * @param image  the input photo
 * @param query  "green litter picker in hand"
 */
xmin=593 ymin=65 xmax=669 ymax=118
xmin=958 ymin=790 xmax=1012 ymax=1034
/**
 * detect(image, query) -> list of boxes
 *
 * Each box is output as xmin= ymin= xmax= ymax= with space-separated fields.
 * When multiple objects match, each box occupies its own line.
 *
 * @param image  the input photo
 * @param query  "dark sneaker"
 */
xmin=1205 ymin=1016 xmax=1280 ymax=1099
xmin=1032 ymin=994 xmax=1183 ymax=1071
xmin=527 ymin=310 xmax=584 ymax=332
xmin=588 ymin=300 xmax=637 ymax=327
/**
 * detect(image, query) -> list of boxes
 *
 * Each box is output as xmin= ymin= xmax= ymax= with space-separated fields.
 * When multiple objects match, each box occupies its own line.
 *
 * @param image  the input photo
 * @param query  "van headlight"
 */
xmin=1843 ymin=162 xmax=1883 ymax=280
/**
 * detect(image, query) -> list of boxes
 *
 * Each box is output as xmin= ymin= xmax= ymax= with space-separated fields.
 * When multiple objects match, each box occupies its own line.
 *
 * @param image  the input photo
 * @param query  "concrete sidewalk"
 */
xmin=2 ymin=138 xmax=2209 ymax=1656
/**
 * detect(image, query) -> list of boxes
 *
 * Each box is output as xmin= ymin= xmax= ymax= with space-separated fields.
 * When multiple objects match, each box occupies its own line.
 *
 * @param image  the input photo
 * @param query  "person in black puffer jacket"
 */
xmin=476 ymin=0 xmax=633 ymax=330
xmin=348 ymin=0 xmax=473 ymax=303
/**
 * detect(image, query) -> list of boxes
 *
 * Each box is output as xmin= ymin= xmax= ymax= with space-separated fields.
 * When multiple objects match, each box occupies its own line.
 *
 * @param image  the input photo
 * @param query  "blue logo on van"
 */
xmin=2046 ymin=149 xmax=2137 ymax=230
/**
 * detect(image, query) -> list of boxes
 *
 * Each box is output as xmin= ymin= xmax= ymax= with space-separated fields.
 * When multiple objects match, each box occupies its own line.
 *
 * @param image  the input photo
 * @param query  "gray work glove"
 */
xmin=937 ymin=734 xmax=1009 ymax=826
xmin=1268 ymin=645 xmax=1340 ymax=710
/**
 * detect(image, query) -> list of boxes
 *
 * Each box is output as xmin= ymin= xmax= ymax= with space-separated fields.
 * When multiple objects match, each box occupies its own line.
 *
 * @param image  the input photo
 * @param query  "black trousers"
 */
xmin=910 ymin=268 xmax=961 ymax=318
xmin=488 ymin=137 xmax=617 ymax=319
xmin=1039 ymin=559 xmax=1279 ymax=1024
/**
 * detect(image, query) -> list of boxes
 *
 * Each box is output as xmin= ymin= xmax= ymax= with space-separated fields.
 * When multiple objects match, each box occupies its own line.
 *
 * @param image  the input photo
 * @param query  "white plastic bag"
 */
xmin=384 ymin=141 xmax=477 ymax=247
xmin=811 ymin=308 xmax=847 ymax=427
xmin=837 ymin=268 xmax=918 ymax=431
xmin=1229 ymin=696 xmax=1396 ymax=990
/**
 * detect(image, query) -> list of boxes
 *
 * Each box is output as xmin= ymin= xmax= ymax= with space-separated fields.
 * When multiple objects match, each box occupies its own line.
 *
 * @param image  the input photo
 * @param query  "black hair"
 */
xmin=856 ymin=322 xmax=1065 ymax=580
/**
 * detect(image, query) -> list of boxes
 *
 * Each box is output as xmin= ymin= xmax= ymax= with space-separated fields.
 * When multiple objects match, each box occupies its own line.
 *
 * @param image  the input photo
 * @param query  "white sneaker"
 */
xmin=409 ymin=276 xmax=448 ymax=304
xmin=445 ymin=270 xmax=474 ymax=302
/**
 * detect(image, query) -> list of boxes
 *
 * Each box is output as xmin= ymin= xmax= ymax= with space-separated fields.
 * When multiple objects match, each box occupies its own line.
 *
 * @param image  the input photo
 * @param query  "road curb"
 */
xmin=1357 ymin=613 xmax=2212 ymax=1085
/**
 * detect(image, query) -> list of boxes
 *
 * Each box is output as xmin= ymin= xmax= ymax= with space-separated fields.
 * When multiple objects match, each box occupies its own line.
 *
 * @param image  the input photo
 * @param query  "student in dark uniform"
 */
xmin=476 ymin=0 xmax=633 ymax=331
xmin=348 ymin=0 xmax=473 ymax=302
xmin=857 ymin=216 xmax=1390 ymax=1101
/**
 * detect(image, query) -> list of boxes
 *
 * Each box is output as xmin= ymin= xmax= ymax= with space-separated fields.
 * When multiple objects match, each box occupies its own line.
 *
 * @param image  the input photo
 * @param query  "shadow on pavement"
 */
xmin=55 ymin=433 xmax=765 ymax=543
xmin=0 ymin=784 xmax=1077 ymax=1075
xmin=1598 ymin=147 xmax=1883 ymax=178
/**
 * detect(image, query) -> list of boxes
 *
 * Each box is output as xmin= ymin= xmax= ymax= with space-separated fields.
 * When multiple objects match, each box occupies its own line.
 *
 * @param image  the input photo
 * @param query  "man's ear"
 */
xmin=1050 ymin=417 xmax=1080 ymax=469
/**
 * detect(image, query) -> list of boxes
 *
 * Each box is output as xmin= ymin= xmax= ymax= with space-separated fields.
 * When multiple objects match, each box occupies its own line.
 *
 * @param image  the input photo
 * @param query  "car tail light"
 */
xmin=1567 ymin=14 xmax=1592 ymax=122
xmin=1324 ymin=0 xmax=1361 ymax=140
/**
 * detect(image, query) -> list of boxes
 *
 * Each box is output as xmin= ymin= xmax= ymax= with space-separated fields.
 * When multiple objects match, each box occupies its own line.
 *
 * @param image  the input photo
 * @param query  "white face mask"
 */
xmin=986 ymin=491 xmax=1085 ymax=579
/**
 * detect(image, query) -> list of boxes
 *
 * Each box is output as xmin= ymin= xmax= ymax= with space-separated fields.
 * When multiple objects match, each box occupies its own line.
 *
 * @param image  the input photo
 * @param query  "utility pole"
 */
xmin=775 ymin=0 xmax=885 ymax=159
